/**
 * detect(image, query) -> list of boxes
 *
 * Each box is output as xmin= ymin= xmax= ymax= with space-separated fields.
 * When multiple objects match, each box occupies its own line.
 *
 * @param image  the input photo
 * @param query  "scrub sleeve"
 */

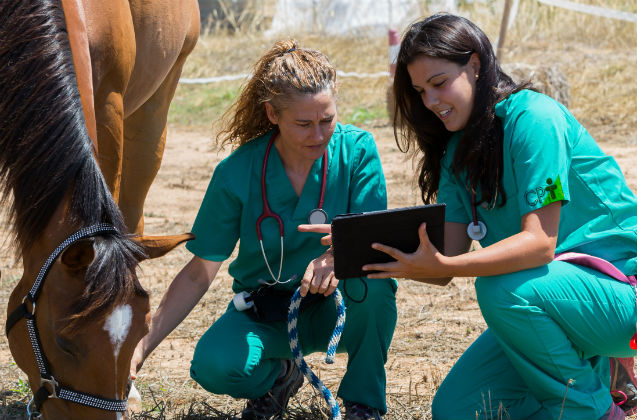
xmin=433 ymin=90 xmax=637 ymax=420
xmin=187 ymin=124 xmax=398 ymax=413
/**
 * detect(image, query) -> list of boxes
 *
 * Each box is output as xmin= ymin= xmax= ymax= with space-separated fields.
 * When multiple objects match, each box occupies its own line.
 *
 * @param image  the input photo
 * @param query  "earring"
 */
xmin=475 ymin=74 xmax=479 ymax=79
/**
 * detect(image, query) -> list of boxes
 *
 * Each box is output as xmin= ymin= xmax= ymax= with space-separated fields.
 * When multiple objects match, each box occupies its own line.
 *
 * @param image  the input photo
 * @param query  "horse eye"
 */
xmin=55 ymin=335 xmax=79 ymax=357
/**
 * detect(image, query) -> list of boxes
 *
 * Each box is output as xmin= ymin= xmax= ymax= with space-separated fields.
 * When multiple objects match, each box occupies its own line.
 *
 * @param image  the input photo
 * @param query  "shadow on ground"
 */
xmin=131 ymin=399 xmax=332 ymax=420
xmin=0 ymin=390 xmax=27 ymax=420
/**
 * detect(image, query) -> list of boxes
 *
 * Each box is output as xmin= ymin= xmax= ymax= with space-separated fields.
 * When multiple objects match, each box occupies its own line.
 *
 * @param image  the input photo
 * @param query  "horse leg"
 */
xmin=88 ymin=0 xmax=136 ymax=208
xmin=119 ymin=39 xmax=198 ymax=234
xmin=95 ymin=90 xmax=126 ymax=204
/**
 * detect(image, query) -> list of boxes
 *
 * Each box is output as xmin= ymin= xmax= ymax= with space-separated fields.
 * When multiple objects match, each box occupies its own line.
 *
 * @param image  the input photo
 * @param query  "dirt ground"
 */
xmin=2 ymin=119 xmax=634 ymax=419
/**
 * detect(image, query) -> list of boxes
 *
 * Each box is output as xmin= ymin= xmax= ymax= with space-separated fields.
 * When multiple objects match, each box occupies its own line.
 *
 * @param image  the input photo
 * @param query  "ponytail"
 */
xmin=216 ymin=39 xmax=337 ymax=149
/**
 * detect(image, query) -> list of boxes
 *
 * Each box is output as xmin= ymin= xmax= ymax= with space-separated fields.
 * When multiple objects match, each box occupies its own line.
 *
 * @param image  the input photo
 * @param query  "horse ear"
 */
xmin=61 ymin=239 xmax=95 ymax=270
xmin=133 ymin=233 xmax=195 ymax=260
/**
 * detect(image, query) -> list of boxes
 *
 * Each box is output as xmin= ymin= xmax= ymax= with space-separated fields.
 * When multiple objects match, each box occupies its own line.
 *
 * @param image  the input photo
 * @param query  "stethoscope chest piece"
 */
xmin=467 ymin=221 xmax=487 ymax=241
xmin=308 ymin=208 xmax=328 ymax=224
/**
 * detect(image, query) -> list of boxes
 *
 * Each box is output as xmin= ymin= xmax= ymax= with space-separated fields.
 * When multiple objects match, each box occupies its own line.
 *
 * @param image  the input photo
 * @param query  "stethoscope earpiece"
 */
xmin=232 ymin=291 xmax=254 ymax=311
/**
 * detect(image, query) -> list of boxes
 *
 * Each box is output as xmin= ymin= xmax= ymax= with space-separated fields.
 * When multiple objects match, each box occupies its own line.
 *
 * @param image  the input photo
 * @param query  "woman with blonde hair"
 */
xmin=130 ymin=40 xmax=397 ymax=420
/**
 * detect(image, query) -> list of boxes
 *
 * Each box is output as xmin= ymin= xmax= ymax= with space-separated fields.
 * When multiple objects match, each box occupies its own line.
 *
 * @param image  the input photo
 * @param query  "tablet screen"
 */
xmin=331 ymin=204 xmax=445 ymax=279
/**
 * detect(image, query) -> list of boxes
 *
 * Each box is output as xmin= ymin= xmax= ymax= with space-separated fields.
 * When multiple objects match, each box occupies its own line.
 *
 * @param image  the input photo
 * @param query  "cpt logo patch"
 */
xmin=524 ymin=176 xmax=565 ymax=207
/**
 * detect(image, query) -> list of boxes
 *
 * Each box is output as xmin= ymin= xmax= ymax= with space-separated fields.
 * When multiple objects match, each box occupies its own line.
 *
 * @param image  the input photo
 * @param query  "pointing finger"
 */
xmin=297 ymin=224 xmax=331 ymax=234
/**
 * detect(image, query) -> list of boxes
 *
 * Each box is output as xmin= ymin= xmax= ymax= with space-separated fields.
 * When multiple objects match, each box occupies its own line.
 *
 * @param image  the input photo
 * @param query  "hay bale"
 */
xmin=198 ymin=0 xmax=262 ymax=33
xmin=502 ymin=63 xmax=570 ymax=107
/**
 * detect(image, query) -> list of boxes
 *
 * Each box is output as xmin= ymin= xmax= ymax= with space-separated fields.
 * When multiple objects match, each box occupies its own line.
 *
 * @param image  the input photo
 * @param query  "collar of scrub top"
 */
xmin=467 ymin=190 xmax=487 ymax=241
xmin=256 ymin=128 xmax=328 ymax=285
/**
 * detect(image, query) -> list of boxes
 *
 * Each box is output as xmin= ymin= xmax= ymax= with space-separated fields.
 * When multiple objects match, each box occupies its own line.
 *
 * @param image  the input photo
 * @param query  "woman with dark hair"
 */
xmin=363 ymin=13 xmax=637 ymax=420
xmin=130 ymin=39 xmax=397 ymax=420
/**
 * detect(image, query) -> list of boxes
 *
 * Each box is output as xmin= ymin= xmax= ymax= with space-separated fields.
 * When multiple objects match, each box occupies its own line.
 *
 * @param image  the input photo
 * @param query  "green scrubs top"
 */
xmin=437 ymin=89 xmax=637 ymax=274
xmin=187 ymin=123 xmax=388 ymax=293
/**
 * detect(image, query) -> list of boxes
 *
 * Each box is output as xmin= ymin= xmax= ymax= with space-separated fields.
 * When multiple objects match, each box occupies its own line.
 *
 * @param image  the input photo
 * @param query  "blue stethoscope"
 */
xmin=257 ymin=128 xmax=328 ymax=285
xmin=467 ymin=191 xmax=487 ymax=240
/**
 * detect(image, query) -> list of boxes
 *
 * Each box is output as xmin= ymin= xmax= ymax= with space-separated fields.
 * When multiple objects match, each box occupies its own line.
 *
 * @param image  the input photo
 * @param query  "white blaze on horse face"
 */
xmin=103 ymin=304 xmax=132 ymax=360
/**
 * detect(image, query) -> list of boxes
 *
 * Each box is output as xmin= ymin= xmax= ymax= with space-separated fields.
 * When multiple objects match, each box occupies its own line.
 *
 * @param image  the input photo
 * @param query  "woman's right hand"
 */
xmin=297 ymin=223 xmax=332 ymax=246
xmin=129 ymin=341 xmax=145 ymax=380
xmin=132 ymin=256 xmax=222 ymax=377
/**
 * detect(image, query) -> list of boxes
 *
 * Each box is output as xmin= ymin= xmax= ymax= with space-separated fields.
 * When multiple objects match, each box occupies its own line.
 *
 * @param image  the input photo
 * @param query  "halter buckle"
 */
xmin=40 ymin=376 xmax=59 ymax=399
xmin=22 ymin=295 xmax=36 ymax=315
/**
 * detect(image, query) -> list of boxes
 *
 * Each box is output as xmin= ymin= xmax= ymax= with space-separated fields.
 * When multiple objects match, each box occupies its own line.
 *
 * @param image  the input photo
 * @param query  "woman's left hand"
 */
xmin=363 ymin=223 xmax=448 ymax=279
xmin=297 ymin=223 xmax=332 ymax=246
xmin=300 ymin=248 xmax=338 ymax=297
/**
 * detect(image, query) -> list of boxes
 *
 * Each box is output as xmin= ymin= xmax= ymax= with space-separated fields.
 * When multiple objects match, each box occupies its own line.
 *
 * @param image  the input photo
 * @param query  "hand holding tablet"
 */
xmin=329 ymin=204 xmax=445 ymax=279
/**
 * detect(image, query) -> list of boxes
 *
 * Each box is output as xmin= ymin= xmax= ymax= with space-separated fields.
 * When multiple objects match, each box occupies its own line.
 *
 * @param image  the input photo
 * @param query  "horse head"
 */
xmin=1 ymin=0 xmax=198 ymax=417
xmin=6 ymin=231 xmax=193 ymax=419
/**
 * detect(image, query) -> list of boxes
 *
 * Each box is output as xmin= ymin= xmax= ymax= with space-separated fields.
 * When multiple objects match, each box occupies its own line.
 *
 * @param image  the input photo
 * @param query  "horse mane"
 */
xmin=0 ymin=0 xmax=147 ymax=330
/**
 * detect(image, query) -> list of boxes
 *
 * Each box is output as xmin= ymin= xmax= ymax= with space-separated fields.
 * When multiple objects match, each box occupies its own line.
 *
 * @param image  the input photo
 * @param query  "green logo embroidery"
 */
xmin=542 ymin=176 xmax=565 ymax=205
xmin=524 ymin=176 xmax=565 ymax=207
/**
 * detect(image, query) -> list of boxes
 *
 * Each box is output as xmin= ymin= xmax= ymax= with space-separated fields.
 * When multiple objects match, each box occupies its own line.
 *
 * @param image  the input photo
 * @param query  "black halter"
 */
xmin=5 ymin=223 xmax=130 ymax=419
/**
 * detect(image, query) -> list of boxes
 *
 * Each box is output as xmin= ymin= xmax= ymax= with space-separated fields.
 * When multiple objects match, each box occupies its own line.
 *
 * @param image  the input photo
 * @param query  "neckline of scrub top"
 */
xmin=266 ymin=139 xmax=334 ymax=222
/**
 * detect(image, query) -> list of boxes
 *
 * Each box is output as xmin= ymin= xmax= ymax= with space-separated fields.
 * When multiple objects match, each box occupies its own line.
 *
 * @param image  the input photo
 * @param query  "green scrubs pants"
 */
xmin=433 ymin=260 xmax=637 ymax=420
xmin=190 ymin=278 xmax=397 ymax=413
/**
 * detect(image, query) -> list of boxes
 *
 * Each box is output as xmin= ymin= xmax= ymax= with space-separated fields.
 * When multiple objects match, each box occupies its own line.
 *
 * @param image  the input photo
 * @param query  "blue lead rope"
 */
xmin=287 ymin=287 xmax=346 ymax=420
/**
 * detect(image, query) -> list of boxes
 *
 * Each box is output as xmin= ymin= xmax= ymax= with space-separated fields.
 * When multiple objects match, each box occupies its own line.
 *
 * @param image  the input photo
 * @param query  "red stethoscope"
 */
xmin=257 ymin=129 xmax=328 ymax=285
xmin=467 ymin=191 xmax=487 ymax=240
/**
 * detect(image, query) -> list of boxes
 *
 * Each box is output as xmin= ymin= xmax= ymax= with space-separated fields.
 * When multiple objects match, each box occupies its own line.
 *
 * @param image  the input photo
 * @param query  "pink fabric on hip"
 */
xmin=555 ymin=252 xmax=637 ymax=415
xmin=555 ymin=252 xmax=637 ymax=286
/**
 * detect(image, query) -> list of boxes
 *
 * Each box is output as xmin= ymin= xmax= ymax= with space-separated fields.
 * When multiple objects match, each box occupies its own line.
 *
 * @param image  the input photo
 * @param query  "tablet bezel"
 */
xmin=331 ymin=204 xmax=445 ymax=279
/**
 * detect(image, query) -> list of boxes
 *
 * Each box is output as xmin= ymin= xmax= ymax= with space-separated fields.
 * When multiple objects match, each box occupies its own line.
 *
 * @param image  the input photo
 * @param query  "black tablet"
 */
xmin=331 ymin=204 xmax=445 ymax=279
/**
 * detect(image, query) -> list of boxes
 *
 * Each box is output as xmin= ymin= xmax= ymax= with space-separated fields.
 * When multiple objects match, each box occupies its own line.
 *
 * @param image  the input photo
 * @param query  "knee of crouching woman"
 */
xmin=190 ymin=349 xmax=247 ymax=395
xmin=474 ymin=272 xmax=525 ymax=323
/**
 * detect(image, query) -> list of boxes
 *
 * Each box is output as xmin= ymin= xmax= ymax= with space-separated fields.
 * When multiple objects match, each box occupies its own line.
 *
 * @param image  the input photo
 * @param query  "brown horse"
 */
xmin=0 ymin=0 xmax=198 ymax=418
xmin=64 ymin=0 xmax=201 ymax=234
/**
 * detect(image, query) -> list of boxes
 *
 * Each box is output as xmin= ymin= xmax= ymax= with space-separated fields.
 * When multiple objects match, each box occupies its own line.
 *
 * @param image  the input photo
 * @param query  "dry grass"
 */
xmin=174 ymin=0 xmax=637 ymax=142
xmin=1 ymin=0 xmax=636 ymax=419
